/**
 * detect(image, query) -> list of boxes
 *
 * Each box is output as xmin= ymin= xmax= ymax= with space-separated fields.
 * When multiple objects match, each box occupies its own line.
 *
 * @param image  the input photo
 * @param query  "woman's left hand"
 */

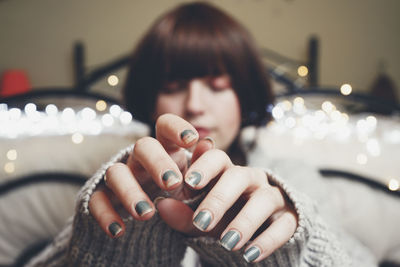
xmin=156 ymin=148 xmax=298 ymax=263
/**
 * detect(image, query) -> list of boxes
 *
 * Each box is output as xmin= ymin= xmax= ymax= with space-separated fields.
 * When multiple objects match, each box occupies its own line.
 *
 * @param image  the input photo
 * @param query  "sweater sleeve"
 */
xmin=27 ymin=146 xmax=377 ymax=267
xmin=185 ymin=169 xmax=376 ymax=267
xmin=26 ymin=145 xmax=187 ymax=267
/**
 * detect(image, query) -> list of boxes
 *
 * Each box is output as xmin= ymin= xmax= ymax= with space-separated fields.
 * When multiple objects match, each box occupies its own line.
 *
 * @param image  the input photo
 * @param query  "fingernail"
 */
xmin=181 ymin=129 xmax=197 ymax=144
xmin=185 ymin=171 xmax=202 ymax=188
xmin=153 ymin=196 xmax=166 ymax=208
xmin=193 ymin=210 xmax=212 ymax=231
xmin=203 ymin=136 xmax=215 ymax=148
xmin=135 ymin=200 xmax=153 ymax=216
xmin=162 ymin=170 xmax=180 ymax=188
xmin=220 ymin=230 xmax=241 ymax=251
xmin=243 ymin=246 xmax=261 ymax=263
xmin=108 ymin=222 xmax=122 ymax=237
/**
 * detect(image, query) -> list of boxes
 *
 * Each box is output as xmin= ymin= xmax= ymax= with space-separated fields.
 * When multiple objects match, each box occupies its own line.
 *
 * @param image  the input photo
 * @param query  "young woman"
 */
xmin=28 ymin=2 xmax=399 ymax=266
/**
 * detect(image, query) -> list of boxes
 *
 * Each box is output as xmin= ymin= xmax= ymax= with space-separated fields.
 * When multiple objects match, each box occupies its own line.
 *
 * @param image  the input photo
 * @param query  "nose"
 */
xmin=185 ymin=79 xmax=207 ymax=116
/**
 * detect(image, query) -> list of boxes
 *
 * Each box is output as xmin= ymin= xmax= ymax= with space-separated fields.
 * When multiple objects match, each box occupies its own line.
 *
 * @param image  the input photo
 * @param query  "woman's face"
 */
xmin=154 ymin=75 xmax=241 ymax=151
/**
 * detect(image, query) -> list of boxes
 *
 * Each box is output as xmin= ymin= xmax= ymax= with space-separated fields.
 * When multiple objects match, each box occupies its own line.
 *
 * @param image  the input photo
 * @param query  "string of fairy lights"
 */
xmin=265 ymin=96 xmax=400 ymax=191
xmin=0 ymin=100 xmax=148 ymax=175
xmin=0 ymin=102 xmax=140 ymax=138
xmin=1 ymin=71 xmax=399 ymax=191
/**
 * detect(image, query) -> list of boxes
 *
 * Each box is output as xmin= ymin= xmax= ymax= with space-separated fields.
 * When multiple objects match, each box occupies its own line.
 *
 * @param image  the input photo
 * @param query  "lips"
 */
xmin=194 ymin=127 xmax=211 ymax=139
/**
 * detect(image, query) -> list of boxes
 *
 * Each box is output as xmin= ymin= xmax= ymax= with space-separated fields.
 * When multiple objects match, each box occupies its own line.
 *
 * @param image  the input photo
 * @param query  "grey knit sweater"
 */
xmin=26 ymin=145 xmax=379 ymax=267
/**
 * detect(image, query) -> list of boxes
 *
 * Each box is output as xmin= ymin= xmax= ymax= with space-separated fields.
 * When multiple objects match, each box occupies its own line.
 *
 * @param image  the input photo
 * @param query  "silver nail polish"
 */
xmin=220 ymin=230 xmax=241 ymax=251
xmin=193 ymin=210 xmax=212 ymax=231
xmin=243 ymin=246 xmax=261 ymax=263
xmin=135 ymin=200 xmax=153 ymax=216
xmin=162 ymin=170 xmax=180 ymax=188
xmin=185 ymin=171 xmax=202 ymax=187
xmin=153 ymin=196 xmax=166 ymax=207
xmin=108 ymin=222 xmax=122 ymax=237
xmin=181 ymin=129 xmax=197 ymax=144
xmin=203 ymin=136 xmax=215 ymax=148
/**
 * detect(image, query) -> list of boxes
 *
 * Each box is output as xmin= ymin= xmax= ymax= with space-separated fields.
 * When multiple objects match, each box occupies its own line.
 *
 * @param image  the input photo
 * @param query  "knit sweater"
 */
xmin=26 ymin=145 xmax=380 ymax=267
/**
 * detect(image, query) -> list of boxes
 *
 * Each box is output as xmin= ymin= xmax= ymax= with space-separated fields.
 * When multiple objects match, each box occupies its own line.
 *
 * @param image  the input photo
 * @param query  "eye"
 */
xmin=161 ymin=81 xmax=187 ymax=94
xmin=210 ymin=75 xmax=231 ymax=92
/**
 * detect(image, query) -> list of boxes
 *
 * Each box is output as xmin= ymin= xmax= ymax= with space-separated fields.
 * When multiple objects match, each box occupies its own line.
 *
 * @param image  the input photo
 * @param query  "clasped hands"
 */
xmin=89 ymin=114 xmax=297 ymax=262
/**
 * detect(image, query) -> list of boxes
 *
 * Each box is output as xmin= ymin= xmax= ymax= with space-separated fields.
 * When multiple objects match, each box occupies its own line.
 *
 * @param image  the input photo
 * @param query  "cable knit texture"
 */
xmin=27 ymin=145 xmax=377 ymax=267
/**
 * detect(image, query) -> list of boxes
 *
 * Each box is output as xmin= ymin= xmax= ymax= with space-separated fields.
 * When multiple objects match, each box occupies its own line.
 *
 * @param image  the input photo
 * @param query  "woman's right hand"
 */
xmin=88 ymin=113 xmax=213 ymax=238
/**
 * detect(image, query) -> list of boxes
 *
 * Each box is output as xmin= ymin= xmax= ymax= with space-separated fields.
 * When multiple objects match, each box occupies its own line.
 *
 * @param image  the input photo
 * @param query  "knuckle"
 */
xmin=267 ymin=187 xmax=284 ymax=208
xmin=252 ymin=187 xmax=270 ymax=205
xmin=281 ymin=212 xmax=297 ymax=231
xmin=225 ymin=165 xmax=245 ymax=177
xmin=245 ymin=167 xmax=269 ymax=190
xmin=225 ymin=165 xmax=251 ymax=187
xmin=207 ymin=190 xmax=228 ymax=210
xmin=230 ymin=165 xmax=245 ymax=172
xmin=119 ymin=186 xmax=138 ymax=206
xmin=269 ymin=193 xmax=281 ymax=208
xmin=213 ymin=148 xmax=225 ymax=156
xmin=236 ymin=212 xmax=257 ymax=231
xmin=264 ymin=231 xmax=280 ymax=248
xmin=156 ymin=113 xmax=171 ymax=125
xmin=254 ymin=168 xmax=267 ymax=183
xmin=156 ymin=113 xmax=178 ymax=129
xmin=106 ymin=163 xmax=125 ymax=181
xmin=211 ymin=149 xmax=232 ymax=165
xmin=134 ymin=137 xmax=160 ymax=160
xmin=134 ymin=136 xmax=155 ymax=152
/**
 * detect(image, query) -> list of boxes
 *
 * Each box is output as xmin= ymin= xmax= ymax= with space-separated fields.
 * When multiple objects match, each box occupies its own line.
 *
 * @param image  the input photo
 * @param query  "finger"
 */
xmin=155 ymin=113 xmax=198 ymax=152
xmin=156 ymin=198 xmax=201 ymax=235
xmin=191 ymin=137 xmax=215 ymax=163
xmin=126 ymin=114 xmax=199 ymax=182
xmin=218 ymin=185 xmax=286 ymax=251
xmin=242 ymin=210 xmax=297 ymax=263
xmin=105 ymin=163 xmax=155 ymax=220
xmin=184 ymin=149 xmax=232 ymax=188
xmin=133 ymin=136 xmax=183 ymax=189
xmin=192 ymin=168 xmax=286 ymax=233
xmin=89 ymin=189 xmax=125 ymax=238
xmin=127 ymin=145 xmax=187 ymax=185
xmin=191 ymin=166 xmax=250 ymax=232
xmin=173 ymin=137 xmax=214 ymax=177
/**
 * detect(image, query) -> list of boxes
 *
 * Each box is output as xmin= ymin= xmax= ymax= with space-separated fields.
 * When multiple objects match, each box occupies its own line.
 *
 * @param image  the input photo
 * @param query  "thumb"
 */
xmin=156 ymin=198 xmax=200 ymax=235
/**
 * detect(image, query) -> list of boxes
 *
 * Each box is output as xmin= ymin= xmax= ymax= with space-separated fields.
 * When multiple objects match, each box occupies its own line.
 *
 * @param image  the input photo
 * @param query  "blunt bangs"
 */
xmin=124 ymin=2 xmax=274 ymax=126
xmin=162 ymin=28 xmax=226 ymax=82
xmin=157 ymin=4 xmax=238 ymax=83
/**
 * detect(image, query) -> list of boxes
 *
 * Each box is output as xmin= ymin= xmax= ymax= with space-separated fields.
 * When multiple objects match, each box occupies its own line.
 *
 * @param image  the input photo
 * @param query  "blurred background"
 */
xmin=0 ymin=0 xmax=399 ymax=95
xmin=0 ymin=0 xmax=399 ymax=266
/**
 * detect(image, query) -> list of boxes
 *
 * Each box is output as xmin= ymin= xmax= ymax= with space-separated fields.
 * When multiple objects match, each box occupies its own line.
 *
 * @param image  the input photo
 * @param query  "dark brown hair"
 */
xmin=123 ymin=2 xmax=274 ymax=128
